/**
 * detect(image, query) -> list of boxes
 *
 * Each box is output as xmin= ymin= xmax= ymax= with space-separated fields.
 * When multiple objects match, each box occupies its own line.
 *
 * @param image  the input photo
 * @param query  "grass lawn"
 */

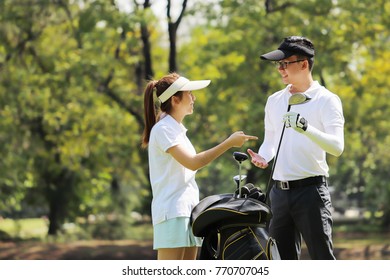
xmin=0 ymin=217 xmax=153 ymax=241
xmin=1 ymin=218 xmax=389 ymax=260
xmin=0 ymin=218 xmax=48 ymax=240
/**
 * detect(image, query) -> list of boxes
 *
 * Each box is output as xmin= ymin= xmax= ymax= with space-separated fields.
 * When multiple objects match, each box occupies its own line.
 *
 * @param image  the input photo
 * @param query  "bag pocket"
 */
xmin=222 ymin=227 xmax=268 ymax=260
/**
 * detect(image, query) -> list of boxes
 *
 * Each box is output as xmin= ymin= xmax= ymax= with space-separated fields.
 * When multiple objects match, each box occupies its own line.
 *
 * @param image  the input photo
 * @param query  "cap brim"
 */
xmin=158 ymin=77 xmax=211 ymax=103
xmin=180 ymin=80 xmax=211 ymax=91
xmin=260 ymin=49 xmax=294 ymax=61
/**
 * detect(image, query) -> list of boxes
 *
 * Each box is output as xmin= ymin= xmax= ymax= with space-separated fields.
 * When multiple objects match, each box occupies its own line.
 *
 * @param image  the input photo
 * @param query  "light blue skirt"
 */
xmin=153 ymin=217 xmax=203 ymax=250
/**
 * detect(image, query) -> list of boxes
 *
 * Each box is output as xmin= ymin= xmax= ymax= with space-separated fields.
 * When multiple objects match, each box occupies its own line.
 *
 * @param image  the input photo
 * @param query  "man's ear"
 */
xmin=302 ymin=60 xmax=309 ymax=70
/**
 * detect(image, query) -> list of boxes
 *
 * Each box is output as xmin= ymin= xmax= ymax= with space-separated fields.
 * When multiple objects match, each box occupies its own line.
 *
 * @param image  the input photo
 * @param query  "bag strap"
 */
xmin=214 ymin=231 xmax=221 ymax=259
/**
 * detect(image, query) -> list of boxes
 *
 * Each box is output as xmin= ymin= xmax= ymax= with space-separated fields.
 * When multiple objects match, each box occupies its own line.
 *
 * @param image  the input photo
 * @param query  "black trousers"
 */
xmin=269 ymin=179 xmax=336 ymax=260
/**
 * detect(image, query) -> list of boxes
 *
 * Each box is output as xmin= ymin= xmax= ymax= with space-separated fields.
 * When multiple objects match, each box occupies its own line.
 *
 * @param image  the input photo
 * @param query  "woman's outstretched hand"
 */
xmin=227 ymin=131 xmax=258 ymax=147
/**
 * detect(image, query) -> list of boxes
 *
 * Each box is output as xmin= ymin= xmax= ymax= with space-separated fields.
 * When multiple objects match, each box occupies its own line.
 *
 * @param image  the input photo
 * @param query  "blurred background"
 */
xmin=0 ymin=0 xmax=389 ymax=260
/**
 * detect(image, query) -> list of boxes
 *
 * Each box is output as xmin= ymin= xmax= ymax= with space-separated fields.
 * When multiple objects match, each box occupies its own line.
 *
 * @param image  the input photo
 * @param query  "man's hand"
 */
xmin=247 ymin=149 xmax=268 ymax=169
xmin=283 ymin=112 xmax=308 ymax=133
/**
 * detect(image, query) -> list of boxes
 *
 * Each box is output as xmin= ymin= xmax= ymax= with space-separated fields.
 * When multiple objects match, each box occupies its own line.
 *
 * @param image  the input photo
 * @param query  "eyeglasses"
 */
xmin=273 ymin=59 xmax=306 ymax=70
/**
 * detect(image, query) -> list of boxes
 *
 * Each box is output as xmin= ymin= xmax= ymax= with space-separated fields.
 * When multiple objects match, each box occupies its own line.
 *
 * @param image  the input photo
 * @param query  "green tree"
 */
xmin=179 ymin=0 xmax=390 ymax=229
xmin=0 ymin=0 xmax=148 ymax=234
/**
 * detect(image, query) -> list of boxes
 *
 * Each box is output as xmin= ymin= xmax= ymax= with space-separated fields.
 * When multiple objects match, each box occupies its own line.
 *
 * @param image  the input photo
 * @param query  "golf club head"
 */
xmin=233 ymin=151 xmax=248 ymax=163
xmin=239 ymin=183 xmax=255 ymax=197
xmin=233 ymin=174 xmax=247 ymax=191
xmin=233 ymin=174 xmax=247 ymax=182
xmin=288 ymin=93 xmax=311 ymax=106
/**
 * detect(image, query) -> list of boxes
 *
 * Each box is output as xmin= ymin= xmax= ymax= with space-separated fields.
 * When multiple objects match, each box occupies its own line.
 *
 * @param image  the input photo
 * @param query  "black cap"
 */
xmin=260 ymin=36 xmax=315 ymax=61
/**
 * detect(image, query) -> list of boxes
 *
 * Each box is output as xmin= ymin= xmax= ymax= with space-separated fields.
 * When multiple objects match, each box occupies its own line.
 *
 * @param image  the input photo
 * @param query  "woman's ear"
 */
xmin=171 ymin=95 xmax=180 ymax=106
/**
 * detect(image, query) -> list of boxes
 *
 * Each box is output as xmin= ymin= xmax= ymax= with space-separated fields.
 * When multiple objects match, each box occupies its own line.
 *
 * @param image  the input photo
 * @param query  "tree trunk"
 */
xmin=168 ymin=23 xmax=177 ymax=72
xmin=47 ymin=198 xmax=61 ymax=235
xmin=140 ymin=24 xmax=154 ymax=79
xmin=167 ymin=0 xmax=187 ymax=72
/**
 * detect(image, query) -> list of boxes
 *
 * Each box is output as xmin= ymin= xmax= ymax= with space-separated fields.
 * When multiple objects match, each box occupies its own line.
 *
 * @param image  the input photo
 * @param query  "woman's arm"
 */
xmin=168 ymin=131 xmax=258 ymax=171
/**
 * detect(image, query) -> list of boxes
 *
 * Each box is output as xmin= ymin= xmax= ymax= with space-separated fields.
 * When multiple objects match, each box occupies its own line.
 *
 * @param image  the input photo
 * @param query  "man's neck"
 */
xmin=289 ymin=77 xmax=314 ymax=94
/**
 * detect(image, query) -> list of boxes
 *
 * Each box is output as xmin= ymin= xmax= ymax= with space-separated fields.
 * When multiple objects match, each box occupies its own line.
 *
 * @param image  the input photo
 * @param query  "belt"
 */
xmin=274 ymin=176 xmax=326 ymax=190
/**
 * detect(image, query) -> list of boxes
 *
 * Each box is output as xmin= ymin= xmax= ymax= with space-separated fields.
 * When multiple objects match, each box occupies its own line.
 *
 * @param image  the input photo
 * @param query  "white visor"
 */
xmin=158 ymin=76 xmax=211 ymax=103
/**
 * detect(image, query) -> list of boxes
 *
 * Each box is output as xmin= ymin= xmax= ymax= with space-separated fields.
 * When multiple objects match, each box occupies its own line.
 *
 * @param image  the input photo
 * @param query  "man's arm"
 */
xmin=304 ymin=124 xmax=344 ymax=157
xmin=283 ymin=112 xmax=344 ymax=157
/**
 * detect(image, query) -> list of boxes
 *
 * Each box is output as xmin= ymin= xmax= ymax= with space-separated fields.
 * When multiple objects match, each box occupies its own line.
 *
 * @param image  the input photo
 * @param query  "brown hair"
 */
xmin=141 ymin=72 xmax=183 ymax=148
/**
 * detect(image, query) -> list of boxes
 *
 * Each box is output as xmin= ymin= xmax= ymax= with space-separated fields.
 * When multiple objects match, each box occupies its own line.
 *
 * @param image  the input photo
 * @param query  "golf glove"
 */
xmin=283 ymin=112 xmax=308 ymax=133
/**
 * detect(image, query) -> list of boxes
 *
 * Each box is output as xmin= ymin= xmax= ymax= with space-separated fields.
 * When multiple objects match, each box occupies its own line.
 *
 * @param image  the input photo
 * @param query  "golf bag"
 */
xmin=191 ymin=184 xmax=280 ymax=260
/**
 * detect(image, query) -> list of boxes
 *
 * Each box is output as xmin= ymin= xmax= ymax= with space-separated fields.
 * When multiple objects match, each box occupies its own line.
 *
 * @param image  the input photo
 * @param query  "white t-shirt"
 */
xmin=148 ymin=114 xmax=199 ymax=225
xmin=259 ymin=81 xmax=344 ymax=181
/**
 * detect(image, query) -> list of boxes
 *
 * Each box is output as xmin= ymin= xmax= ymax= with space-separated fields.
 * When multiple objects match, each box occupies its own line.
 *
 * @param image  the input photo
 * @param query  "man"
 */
xmin=248 ymin=36 xmax=344 ymax=260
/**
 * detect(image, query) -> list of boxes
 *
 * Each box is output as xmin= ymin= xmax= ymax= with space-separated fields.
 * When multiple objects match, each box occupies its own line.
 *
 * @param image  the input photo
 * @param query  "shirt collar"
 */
xmin=160 ymin=114 xmax=188 ymax=134
xmin=286 ymin=81 xmax=321 ymax=99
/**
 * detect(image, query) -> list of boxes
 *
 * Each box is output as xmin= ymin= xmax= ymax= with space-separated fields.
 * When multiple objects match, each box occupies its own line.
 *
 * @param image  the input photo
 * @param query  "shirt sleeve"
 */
xmin=259 ymin=129 xmax=276 ymax=163
xmin=155 ymin=124 xmax=181 ymax=153
xmin=322 ymin=94 xmax=345 ymax=131
xmin=303 ymin=94 xmax=345 ymax=157
xmin=258 ymin=99 xmax=277 ymax=162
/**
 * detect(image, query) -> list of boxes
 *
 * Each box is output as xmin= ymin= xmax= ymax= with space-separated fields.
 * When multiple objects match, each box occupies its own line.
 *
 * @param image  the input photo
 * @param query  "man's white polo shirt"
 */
xmin=148 ymin=114 xmax=199 ymax=226
xmin=260 ymin=81 xmax=344 ymax=181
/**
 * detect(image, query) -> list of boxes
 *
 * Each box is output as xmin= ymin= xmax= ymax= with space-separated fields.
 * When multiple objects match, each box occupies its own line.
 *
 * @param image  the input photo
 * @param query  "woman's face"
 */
xmin=181 ymin=91 xmax=196 ymax=115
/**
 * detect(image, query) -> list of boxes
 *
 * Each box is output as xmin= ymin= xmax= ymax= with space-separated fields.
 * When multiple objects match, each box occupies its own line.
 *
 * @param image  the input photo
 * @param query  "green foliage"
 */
xmin=0 ymin=0 xmax=149 ymax=233
xmin=185 ymin=0 xmax=390 ymax=228
xmin=332 ymin=49 xmax=390 ymax=227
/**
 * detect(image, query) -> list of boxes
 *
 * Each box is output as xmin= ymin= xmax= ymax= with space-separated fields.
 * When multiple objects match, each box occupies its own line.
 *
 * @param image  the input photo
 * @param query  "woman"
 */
xmin=142 ymin=73 xmax=257 ymax=260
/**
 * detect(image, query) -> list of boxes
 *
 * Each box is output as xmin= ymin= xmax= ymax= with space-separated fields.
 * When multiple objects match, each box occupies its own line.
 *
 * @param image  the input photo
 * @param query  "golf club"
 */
xmin=265 ymin=93 xmax=311 ymax=201
xmin=233 ymin=174 xmax=247 ymax=187
xmin=233 ymin=151 xmax=248 ymax=198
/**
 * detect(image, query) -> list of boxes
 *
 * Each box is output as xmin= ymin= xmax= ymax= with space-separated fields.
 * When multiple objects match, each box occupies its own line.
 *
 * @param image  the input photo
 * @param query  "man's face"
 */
xmin=274 ymin=56 xmax=306 ymax=85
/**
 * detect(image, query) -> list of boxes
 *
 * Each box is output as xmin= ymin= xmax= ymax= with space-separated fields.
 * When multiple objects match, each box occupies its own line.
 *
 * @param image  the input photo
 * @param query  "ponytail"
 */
xmin=141 ymin=81 xmax=157 ymax=148
xmin=141 ymin=72 xmax=182 ymax=148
